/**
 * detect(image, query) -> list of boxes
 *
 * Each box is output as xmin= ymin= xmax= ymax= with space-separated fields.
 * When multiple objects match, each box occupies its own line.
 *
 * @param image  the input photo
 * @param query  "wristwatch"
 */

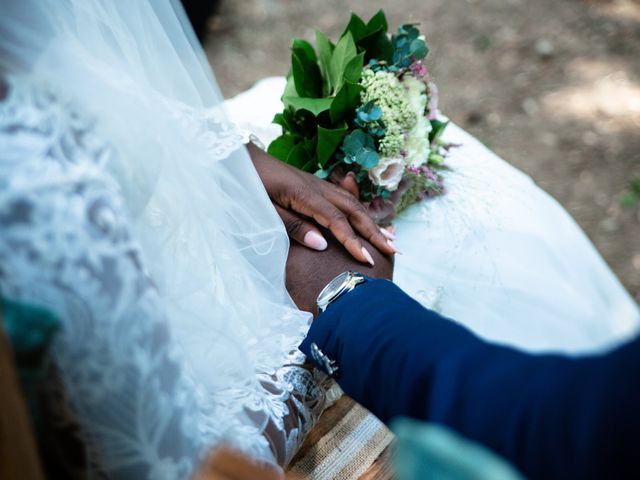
xmin=316 ymin=271 xmax=367 ymax=313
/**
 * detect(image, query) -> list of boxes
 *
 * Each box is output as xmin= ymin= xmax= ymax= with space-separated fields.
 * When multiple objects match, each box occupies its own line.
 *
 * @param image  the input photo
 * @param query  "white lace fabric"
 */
xmin=0 ymin=75 xmax=324 ymax=477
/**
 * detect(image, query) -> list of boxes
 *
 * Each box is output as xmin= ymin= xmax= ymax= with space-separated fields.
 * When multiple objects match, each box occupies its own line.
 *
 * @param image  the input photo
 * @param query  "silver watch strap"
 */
xmin=317 ymin=271 xmax=366 ymax=313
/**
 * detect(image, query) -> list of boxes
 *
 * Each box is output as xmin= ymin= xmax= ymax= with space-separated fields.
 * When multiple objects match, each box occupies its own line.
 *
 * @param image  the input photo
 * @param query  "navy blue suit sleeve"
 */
xmin=299 ymin=279 xmax=640 ymax=479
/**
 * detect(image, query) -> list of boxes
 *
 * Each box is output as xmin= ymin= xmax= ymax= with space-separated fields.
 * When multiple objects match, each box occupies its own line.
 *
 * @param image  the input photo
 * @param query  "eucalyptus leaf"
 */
xmin=369 ymin=105 xmax=382 ymax=121
xmin=341 ymin=129 xmax=378 ymax=168
xmin=409 ymin=38 xmax=428 ymax=59
xmin=356 ymin=149 xmax=379 ymax=169
xmin=315 ymin=166 xmax=335 ymax=179
xmin=341 ymin=129 xmax=366 ymax=163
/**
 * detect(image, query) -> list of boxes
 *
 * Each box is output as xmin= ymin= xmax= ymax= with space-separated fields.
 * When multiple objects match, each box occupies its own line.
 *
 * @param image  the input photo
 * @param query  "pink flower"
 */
xmin=410 ymin=61 xmax=428 ymax=78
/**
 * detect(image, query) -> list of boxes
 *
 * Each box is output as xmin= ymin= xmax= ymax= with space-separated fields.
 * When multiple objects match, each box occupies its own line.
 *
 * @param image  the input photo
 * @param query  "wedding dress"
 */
xmin=0 ymin=1 xmax=326 ymax=477
xmin=226 ymin=77 xmax=640 ymax=355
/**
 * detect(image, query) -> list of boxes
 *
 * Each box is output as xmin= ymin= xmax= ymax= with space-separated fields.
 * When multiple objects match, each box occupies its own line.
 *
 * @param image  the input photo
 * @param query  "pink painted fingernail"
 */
xmin=387 ymin=239 xmax=402 ymax=255
xmin=303 ymin=231 xmax=328 ymax=251
xmin=361 ymin=246 xmax=375 ymax=266
xmin=380 ymin=227 xmax=396 ymax=240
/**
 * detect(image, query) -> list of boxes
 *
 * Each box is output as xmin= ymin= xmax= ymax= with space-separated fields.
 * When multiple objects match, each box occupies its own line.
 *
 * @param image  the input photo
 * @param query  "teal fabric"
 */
xmin=391 ymin=417 xmax=524 ymax=480
xmin=1 ymin=296 xmax=59 ymax=429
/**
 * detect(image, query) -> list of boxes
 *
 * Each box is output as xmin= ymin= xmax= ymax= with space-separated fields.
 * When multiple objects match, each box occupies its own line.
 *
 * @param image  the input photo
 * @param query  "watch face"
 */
xmin=318 ymin=271 xmax=351 ymax=305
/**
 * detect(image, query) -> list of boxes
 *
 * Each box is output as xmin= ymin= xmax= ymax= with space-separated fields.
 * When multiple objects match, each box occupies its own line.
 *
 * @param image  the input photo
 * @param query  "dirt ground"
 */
xmin=205 ymin=0 xmax=640 ymax=301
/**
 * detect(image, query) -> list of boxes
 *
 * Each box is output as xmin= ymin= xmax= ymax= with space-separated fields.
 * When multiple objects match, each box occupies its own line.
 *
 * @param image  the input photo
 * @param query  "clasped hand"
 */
xmin=247 ymin=144 xmax=394 ymax=315
xmin=248 ymin=143 xmax=398 ymax=266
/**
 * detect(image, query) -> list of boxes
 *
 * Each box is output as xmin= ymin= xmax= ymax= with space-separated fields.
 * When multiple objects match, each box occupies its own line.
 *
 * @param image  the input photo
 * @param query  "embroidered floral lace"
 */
xmin=0 ymin=76 xmax=325 ymax=478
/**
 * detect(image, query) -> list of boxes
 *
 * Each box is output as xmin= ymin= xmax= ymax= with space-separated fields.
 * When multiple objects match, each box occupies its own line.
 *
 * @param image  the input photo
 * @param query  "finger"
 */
xmin=286 ymin=194 xmax=374 ymax=265
xmin=338 ymin=172 xmax=360 ymax=198
xmin=274 ymin=205 xmax=328 ymax=251
xmin=323 ymin=185 xmax=399 ymax=255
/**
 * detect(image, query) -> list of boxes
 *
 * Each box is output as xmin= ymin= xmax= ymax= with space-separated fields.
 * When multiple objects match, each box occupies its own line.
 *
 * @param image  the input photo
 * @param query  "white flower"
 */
xmin=404 ymin=75 xmax=428 ymax=115
xmin=405 ymin=116 xmax=432 ymax=167
xmin=403 ymin=75 xmax=432 ymax=167
xmin=368 ymin=156 xmax=405 ymax=191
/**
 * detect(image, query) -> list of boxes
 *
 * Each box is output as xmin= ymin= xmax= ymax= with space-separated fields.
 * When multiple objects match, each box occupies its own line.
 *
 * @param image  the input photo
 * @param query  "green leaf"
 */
xmin=358 ymin=28 xmax=393 ymax=62
xmin=272 ymin=112 xmax=295 ymax=133
xmin=292 ymin=38 xmax=317 ymax=62
xmin=429 ymin=152 xmax=445 ymax=165
xmin=330 ymin=81 xmax=363 ymax=124
xmin=429 ymin=120 xmax=449 ymax=144
xmin=316 ymin=31 xmax=335 ymax=94
xmin=342 ymin=13 xmax=368 ymax=43
xmin=273 ymin=113 xmax=286 ymax=128
xmin=301 ymin=159 xmax=315 ymax=171
xmin=286 ymin=142 xmax=313 ymax=170
xmin=366 ymin=9 xmax=388 ymax=35
xmin=344 ymin=52 xmax=365 ymax=84
xmin=283 ymin=75 xmax=298 ymax=98
xmin=292 ymin=47 xmax=322 ymax=98
xmin=283 ymin=96 xmax=333 ymax=117
xmin=267 ymin=135 xmax=297 ymax=162
xmin=329 ymin=33 xmax=357 ymax=93
xmin=317 ymin=124 xmax=348 ymax=166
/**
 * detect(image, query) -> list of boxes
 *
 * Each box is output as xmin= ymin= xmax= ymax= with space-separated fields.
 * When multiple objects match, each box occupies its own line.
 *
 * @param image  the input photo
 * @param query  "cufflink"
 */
xmin=310 ymin=342 xmax=339 ymax=377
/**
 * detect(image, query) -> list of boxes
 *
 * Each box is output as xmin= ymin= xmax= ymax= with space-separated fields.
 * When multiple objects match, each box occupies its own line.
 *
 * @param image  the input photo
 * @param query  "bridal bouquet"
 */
xmin=268 ymin=10 xmax=452 ymax=224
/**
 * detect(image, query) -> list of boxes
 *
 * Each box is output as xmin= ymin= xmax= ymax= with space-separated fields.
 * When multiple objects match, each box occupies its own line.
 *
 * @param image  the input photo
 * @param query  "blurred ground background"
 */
xmin=203 ymin=0 xmax=640 ymax=301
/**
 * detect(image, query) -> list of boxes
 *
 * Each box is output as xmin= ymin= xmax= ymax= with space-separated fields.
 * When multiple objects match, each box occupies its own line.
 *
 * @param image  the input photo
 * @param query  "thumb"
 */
xmin=274 ymin=205 xmax=328 ymax=251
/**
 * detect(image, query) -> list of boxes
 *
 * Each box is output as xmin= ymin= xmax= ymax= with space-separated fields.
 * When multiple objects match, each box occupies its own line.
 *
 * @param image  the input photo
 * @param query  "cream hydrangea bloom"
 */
xmin=360 ymin=69 xmax=416 ymax=158
xmin=403 ymin=75 xmax=432 ymax=167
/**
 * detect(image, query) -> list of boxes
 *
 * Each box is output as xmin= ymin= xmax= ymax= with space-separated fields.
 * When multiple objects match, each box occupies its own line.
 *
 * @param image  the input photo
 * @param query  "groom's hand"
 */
xmin=285 ymin=227 xmax=393 ymax=316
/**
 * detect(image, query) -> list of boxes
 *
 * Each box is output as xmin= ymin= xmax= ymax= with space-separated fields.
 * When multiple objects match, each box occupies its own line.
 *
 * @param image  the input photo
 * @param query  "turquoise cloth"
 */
xmin=1 ymin=297 xmax=59 ymax=429
xmin=391 ymin=417 xmax=524 ymax=480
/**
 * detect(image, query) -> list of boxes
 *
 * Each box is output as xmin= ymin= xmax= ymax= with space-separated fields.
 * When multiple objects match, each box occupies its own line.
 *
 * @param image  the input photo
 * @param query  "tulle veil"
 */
xmin=1 ymin=0 xmax=313 ymax=473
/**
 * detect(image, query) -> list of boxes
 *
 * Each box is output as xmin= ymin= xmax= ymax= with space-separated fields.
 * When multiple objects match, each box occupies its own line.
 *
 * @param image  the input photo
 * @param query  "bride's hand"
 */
xmin=248 ymin=143 xmax=397 ymax=265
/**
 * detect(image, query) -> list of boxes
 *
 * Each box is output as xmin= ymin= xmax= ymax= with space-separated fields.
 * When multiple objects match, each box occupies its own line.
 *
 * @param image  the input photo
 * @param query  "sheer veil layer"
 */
xmin=0 ymin=0 xmax=316 ymax=475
